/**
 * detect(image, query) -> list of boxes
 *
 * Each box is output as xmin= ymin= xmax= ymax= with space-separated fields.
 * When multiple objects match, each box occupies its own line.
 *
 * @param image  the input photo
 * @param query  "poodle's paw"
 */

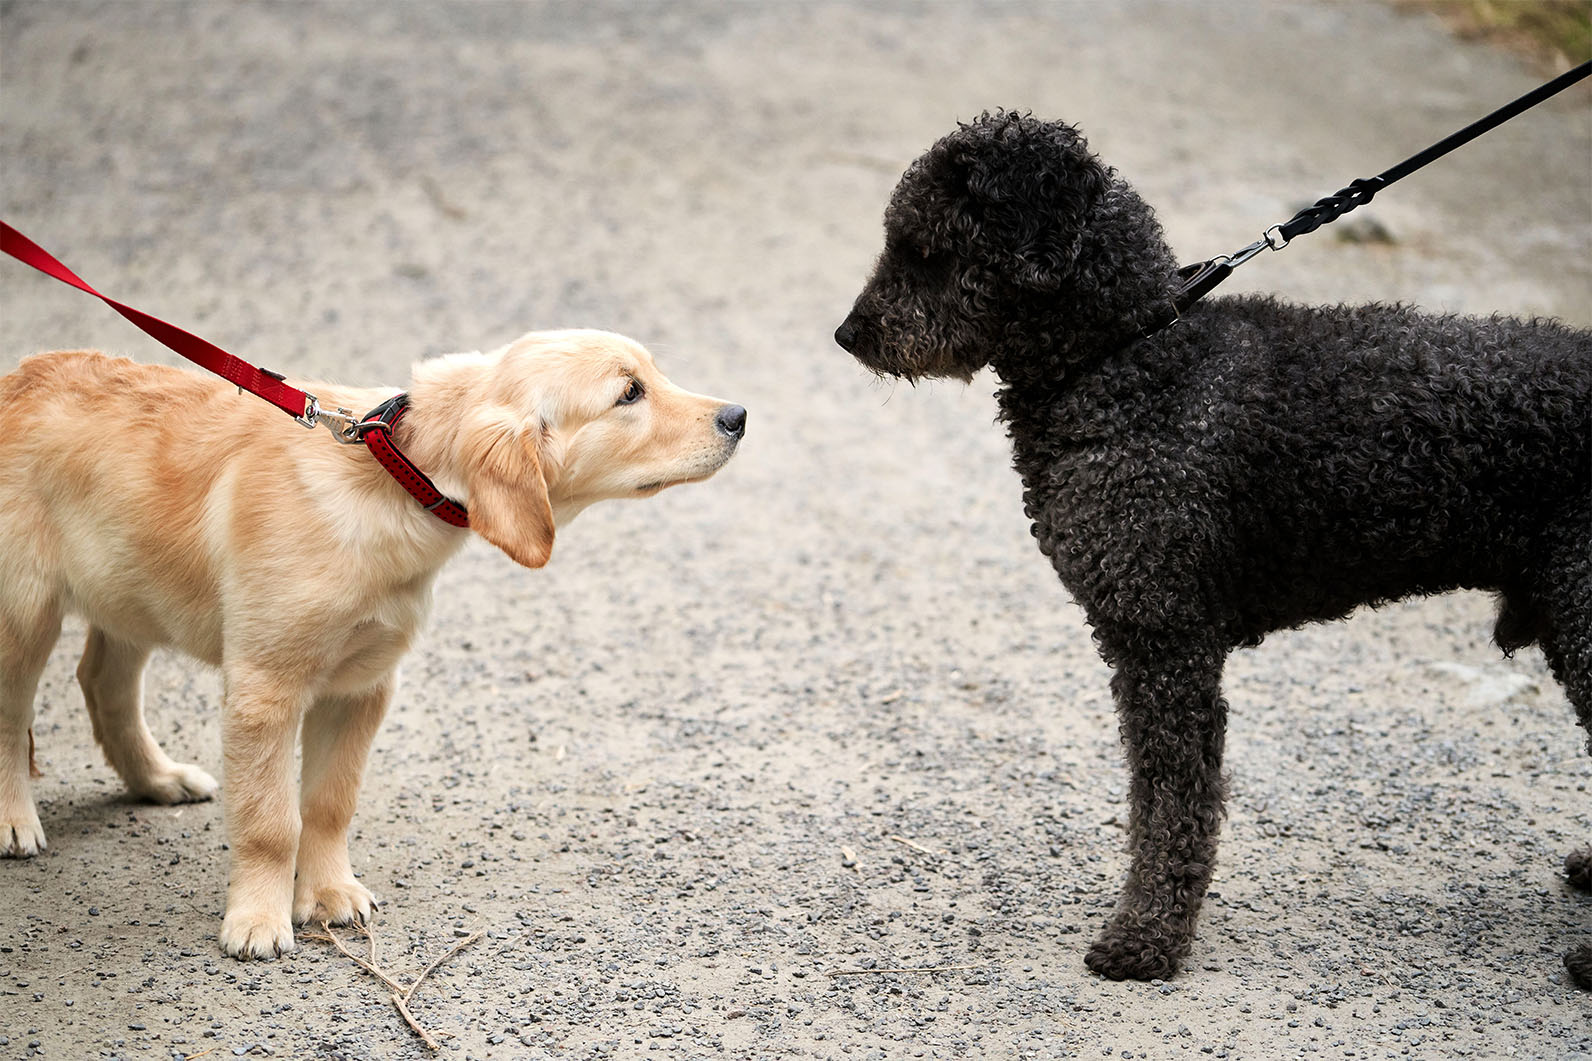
xmin=1084 ymin=918 xmax=1188 ymax=982
xmin=293 ymin=876 xmax=377 ymax=927
xmin=219 ymin=907 xmax=296 ymax=960
xmin=1566 ymin=944 xmax=1592 ymax=991
xmin=1565 ymin=847 xmax=1592 ymax=892
xmin=131 ymin=762 xmax=219 ymax=805
xmin=1 ymin=805 xmax=47 ymax=858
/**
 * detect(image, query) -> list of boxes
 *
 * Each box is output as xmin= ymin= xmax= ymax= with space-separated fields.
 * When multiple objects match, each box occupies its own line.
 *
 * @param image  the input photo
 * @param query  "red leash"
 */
xmin=1 ymin=221 xmax=468 ymax=527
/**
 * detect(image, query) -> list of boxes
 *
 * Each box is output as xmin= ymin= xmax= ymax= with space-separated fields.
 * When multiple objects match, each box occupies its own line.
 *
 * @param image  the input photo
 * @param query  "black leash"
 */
xmin=1143 ymin=58 xmax=1592 ymax=338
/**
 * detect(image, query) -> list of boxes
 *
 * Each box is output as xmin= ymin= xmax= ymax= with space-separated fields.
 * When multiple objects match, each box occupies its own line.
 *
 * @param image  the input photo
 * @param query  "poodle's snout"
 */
xmin=715 ymin=404 xmax=747 ymax=439
xmin=833 ymin=314 xmax=860 ymax=352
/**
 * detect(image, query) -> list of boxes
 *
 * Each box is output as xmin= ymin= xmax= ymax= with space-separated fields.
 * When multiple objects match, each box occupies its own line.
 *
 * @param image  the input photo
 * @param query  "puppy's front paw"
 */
xmin=1 ymin=807 xmax=47 ymax=858
xmin=219 ymin=908 xmax=296 ymax=960
xmin=293 ymin=877 xmax=377 ymax=927
xmin=132 ymin=762 xmax=220 ymax=805
xmin=1085 ymin=919 xmax=1186 ymax=982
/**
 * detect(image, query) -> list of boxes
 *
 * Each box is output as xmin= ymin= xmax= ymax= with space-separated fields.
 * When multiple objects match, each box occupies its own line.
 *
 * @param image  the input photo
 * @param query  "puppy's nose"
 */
xmin=715 ymin=404 xmax=747 ymax=439
xmin=834 ymin=316 xmax=858 ymax=351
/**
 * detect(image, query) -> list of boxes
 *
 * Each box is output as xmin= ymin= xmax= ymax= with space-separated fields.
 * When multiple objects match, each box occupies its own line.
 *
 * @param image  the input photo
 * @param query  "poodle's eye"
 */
xmin=616 ymin=378 xmax=644 ymax=406
xmin=887 ymin=233 xmax=932 ymax=261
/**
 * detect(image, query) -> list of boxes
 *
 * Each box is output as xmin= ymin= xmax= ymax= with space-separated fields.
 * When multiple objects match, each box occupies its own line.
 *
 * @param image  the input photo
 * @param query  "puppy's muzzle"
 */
xmin=715 ymin=404 xmax=747 ymax=440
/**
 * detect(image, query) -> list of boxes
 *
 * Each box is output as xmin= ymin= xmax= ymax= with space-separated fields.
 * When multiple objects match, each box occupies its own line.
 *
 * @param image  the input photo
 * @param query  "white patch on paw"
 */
xmin=293 ymin=878 xmax=377 ymax=927
xmin=219 ymin=909 xmax=296 ymax=960
xmin=1 ymin=809 xmax=47 ymax=858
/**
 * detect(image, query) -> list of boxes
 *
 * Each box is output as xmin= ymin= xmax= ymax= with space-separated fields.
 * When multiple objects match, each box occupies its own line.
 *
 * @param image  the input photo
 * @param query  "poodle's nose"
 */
xmin=715 ymin=404 xmax=747 ymax=439
xmin=834 ymin=316 xmax=858 ymax=351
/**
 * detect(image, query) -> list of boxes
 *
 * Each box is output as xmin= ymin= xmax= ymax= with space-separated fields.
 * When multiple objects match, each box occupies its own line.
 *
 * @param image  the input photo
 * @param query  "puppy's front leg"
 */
xmin=1086 ymin=642 xmax=1229 ymax=981
xmin=218 ymin=666 xmax=308 ymax=959
xmin=293 ymin=679 xmax=393 ymax=927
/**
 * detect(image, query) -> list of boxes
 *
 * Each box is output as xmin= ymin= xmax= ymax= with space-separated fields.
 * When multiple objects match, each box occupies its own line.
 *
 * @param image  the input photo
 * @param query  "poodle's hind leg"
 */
xmin=1086 ymin=640 xmax=1229 ymax=981
xmin=1532 ymin=516 xmax=1591 ymax=989
xmin=1536 ymin=563 xmax=1591 ymax=747
xmin=1566 ymin=848 xmax=1592 ymax=990
xmin=78 ymin=627 xmax=218 ymax=805
xmin=1 ymin=596 xmax=61 ymax=857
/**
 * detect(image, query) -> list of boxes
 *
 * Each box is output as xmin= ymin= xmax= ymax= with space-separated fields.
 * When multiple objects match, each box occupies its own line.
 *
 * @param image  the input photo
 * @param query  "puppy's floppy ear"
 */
xmin=458 ymin=406 xmax=555 ymax=569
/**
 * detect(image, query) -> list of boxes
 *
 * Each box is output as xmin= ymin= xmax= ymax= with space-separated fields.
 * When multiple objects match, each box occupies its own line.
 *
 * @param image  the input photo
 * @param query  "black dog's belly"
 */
xmin=1027 ymin=440 xmax=1557 ymax=651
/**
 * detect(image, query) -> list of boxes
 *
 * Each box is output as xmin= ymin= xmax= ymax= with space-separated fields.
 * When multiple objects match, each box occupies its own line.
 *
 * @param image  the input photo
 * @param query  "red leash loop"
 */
xmin=1 ymin=220 xmax=469 ymax=526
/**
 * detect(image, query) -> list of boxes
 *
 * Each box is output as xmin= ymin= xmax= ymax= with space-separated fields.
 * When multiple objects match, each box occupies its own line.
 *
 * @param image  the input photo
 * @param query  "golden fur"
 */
xmin=0 ymin=329 xmax=742 ymax=958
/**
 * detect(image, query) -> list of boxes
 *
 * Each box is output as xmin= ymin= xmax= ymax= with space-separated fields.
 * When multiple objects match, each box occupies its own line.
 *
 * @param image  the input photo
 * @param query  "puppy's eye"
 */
xmin=616 ymin=378 xmax=644 ymax=406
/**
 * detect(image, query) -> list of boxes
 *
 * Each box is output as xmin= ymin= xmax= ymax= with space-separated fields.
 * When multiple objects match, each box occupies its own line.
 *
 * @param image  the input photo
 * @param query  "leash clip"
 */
xmin=1225 ymin=235 xmax=1272 ymax=269
xmin=297 ymin=393 xmax=364 ymax=443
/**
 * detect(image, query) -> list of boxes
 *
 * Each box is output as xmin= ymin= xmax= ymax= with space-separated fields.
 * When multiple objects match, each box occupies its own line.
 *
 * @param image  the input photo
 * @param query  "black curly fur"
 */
xmin=836 ymin=111 xmax=1592 ymax=985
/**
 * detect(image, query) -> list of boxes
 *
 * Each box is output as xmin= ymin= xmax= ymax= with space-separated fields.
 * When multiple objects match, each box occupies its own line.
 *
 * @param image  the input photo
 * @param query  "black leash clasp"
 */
xmin=1272 ymin=176 xmax=1385 ymax=245
xmin=1173 ymin=258 xmax=1234 ymax=309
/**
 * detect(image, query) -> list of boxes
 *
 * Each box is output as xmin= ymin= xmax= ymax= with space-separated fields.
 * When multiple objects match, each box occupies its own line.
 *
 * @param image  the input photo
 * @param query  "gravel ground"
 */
xmin=1 ymin=2 xmax=1589 ymax=1059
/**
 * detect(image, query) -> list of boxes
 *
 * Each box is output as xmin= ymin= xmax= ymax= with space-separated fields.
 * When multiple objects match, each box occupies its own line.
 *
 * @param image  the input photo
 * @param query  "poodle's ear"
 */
xmin=977 ymin=120 xmax=1110 ymax=292
xmin=458 ymin=407 xmax=555 ymax=569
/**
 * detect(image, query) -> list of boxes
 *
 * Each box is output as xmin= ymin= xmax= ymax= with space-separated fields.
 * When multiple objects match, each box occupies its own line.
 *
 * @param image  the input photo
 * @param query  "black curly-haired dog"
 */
xmin=835 ymin=111 xmax=1592 ymax=985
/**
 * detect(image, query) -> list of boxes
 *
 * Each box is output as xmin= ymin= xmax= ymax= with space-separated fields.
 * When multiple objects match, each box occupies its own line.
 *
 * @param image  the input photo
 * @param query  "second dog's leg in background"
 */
xmin=292 ymin=679 xmax=393 ymax=928
xmin=218 ymin=666 xmax=308 ymax=959
xmin=79 ymin=628 xmax=219 ymax=805
xmin=0 ymin=601 xmax=60 ymax=857
xmin=1535 ymin=513 xmax=1592 ymax=746
xmin=1534 ymin=511 xmax=1592 ymax=990
xmin=1087 ymin=641 xmax=1229 ymax=981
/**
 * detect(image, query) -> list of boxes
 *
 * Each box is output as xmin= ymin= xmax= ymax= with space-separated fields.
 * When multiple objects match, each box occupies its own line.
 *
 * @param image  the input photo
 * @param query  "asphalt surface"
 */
xmin=1 ymin=2 xmax=1589 ymax=1058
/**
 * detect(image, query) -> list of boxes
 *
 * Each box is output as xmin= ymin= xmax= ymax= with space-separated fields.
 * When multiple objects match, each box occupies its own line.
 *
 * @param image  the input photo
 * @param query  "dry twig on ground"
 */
xmin=303 ymin=919 xmax=485 ymax=1051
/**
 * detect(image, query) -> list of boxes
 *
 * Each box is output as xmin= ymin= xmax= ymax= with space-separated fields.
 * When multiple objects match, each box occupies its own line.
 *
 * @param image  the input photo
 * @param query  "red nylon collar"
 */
xmin=1 ymin=220 xmax=468 ymax=527
xmin=353 ymin=395 xmax=470 ymax=527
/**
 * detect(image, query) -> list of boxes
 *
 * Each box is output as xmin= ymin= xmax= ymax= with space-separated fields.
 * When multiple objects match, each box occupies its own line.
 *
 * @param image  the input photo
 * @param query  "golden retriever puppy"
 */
xmin=0 ymin=329 xmax=745 ymax=958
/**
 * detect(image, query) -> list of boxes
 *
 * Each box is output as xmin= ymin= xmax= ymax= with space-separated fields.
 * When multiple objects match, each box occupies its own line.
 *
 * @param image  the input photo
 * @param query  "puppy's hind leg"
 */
xmin=1086 ymin=639 xmax=1229 ymax=981
xmin=79 ymin=628 xmax=218 ymax=805
xmin=292 ymin=679 xmax=393 ymax=928
xmin=0 ymin=598 xmax=61 ymax=857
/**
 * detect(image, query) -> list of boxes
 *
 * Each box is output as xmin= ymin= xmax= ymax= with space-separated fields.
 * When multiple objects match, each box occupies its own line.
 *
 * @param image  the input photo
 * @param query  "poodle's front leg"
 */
xmin=1086 ymin=644 xmax=1229 ymax=981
